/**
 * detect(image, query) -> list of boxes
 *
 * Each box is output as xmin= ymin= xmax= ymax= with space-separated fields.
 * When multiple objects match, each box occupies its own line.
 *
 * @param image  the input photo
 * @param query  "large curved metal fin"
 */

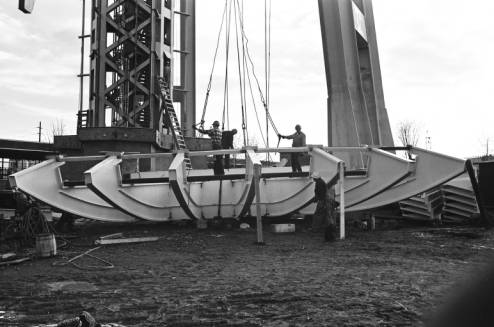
xmin=344 ymin=148 xmax=413 ymax=208
xmin=9 ymin=159 xmax=135 ymax=222
xmin=85 ymin=156 xmax=185 ymax=221
xmin=348 ymin=147 xmax=466 ymax=212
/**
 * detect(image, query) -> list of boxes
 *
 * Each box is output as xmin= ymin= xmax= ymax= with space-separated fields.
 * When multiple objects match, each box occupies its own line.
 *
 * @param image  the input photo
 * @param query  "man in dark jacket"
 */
xmin=311 ymin=172 xmax=337 ymax=241
xmin=278 ymin=124 xmax=306 ymax=172
xmin=221 ymin=128 xmax=237 ymax=169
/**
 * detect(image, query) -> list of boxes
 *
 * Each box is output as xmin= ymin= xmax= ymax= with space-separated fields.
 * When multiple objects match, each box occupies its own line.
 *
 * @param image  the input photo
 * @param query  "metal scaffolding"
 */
xmin=81 ymin=0 xmax=173 ymax=131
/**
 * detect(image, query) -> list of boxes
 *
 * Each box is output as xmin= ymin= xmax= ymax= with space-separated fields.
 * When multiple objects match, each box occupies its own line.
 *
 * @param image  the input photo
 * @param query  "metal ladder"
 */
xmin=157 ymin=78 xmax=192 ymax=169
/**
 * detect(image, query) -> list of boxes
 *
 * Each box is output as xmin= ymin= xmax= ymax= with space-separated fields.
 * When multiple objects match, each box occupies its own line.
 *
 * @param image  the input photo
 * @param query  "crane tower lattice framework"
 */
xmin=78 ymin=0 xmax=196 ymax=140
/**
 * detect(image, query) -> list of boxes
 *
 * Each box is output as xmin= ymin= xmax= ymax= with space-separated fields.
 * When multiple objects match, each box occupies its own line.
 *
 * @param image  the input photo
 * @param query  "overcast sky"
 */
xmin=0 ymin=0 xmax=492 ymax=159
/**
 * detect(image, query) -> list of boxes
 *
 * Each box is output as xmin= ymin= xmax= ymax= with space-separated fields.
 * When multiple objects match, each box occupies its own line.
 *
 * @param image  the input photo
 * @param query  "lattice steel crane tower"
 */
xmin=77 ymin=0 xmax=195 ymax=138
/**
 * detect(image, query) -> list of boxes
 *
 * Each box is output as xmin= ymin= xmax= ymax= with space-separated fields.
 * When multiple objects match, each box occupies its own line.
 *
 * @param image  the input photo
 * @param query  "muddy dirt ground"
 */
xmin=1 ymin=220 xmax=494 ymax=326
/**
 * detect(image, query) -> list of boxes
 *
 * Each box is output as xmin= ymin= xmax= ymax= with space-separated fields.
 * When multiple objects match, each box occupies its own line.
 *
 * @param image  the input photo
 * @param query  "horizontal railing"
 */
xmin=55 ymin=145 xmax=377 ymax=162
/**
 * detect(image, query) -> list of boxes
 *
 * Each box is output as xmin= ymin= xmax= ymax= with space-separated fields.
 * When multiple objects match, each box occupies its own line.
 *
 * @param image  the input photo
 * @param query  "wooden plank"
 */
xmin=95 ymin=237 xmax=159 ymax=245
xmin=0 ymin=257 xmax=30 ymax=266
xmin=99 ymin=233 xmax=123 ymax=240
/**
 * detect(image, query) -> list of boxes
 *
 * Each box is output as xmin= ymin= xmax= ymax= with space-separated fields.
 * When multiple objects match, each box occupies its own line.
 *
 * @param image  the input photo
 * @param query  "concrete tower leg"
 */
xmin=318 ymin=0 xmax=394 ymax=166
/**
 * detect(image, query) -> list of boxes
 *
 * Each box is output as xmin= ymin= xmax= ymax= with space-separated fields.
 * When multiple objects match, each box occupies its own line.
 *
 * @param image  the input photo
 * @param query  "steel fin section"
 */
xmin=441 ymin=174 xmax=479 ymax=222
xmin=340 ymin=148 xmax=413 ymax=207
xmin=169 ymin=150 xmax=257 ymax=220
xmin=84 ymin=156 xmax=185 ymax=221
xmin=9 ymin=159 xmax=135 ymax=222
xmin=348 ymin=147 xmax=466 ymax=212
xmin=254 ymin=148 xmax=341 ymax=217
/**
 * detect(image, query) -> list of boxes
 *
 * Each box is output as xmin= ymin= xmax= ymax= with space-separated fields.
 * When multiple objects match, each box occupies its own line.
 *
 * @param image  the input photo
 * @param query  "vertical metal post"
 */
xmin=37 ymin=121 xmax=42 ymax=143
xmin=78 ymin=0 xmax=86 ymax=114
xmin=339 ymin=162 xmax=345 ymax=239
xmin=254 ymin=164 xmax=264 ymax=244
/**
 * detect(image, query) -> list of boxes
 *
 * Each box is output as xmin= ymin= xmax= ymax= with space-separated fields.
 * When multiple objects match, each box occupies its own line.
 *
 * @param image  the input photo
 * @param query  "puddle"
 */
xmin=46 ymin=281 xmax=99 ymax=293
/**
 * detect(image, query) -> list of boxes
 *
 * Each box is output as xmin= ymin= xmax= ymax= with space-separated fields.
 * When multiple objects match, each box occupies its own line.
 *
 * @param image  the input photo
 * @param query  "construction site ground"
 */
xmin=1 ymin=220 xmax=494 ymax=326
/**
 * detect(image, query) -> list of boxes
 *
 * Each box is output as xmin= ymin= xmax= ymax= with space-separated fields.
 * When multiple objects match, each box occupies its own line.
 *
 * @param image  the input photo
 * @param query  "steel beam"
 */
xmin=173 ymin=0 xmax=196 ymax=137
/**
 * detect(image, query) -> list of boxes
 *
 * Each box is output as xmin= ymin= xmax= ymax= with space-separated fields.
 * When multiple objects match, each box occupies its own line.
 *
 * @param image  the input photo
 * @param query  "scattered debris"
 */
xmin=425 ymin=228 xmax=484 ymax=239
xmin=412 ymin=232 xmax=434 ymax=239
xmin=53 ymin=247 xmax=114 ymax=270
xmin=0 ymin=252 xmax=16 ymax=261
xmin=270 ymin=224 xmax=296 ymax=233
xmin=56 ymin=311 xmax=97 ymax=327
xmin=239 ymin=223 xmax=251 ymax=230
xmin=471 ymin=245 xmax=494 ymax=251
xmin=46 ymin=281 xmax=99 ymax=293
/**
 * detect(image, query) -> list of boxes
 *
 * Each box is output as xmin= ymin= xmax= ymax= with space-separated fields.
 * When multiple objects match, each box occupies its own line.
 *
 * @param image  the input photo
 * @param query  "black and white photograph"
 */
xmin=1 ymin=0 xmax=494 ymax=326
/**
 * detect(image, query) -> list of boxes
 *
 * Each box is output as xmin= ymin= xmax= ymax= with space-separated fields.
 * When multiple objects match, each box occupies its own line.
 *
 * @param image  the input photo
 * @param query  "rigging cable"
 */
xmin=264 ymin=0 xmax=272 ymax=159
xmin=222 ymin=1 xmax=233 ymax=131
xmin=236 ymin=6 xmax=279 ymax=137
xmin=245 ymin=51 xmax=268 ymax=148
xmin=199 ymin=0 xmax=229 ymax=128
xmin=240 ymin=0 xmax=249 ymax=144
xmin=234 ymin=0 xmax=270 ymax=153
xmin=233 ymin=0 xmax=247 ymax=146
xmin=264 ymin=0 xmax=272 ymax=151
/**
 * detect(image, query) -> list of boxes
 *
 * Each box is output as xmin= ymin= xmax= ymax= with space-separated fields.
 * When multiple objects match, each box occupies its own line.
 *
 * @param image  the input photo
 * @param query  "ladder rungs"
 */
xmin=159 ymin=78 xmax=189 ymax=155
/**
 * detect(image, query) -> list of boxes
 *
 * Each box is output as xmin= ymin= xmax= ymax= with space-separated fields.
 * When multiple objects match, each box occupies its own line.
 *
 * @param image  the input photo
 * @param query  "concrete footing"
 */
xmin=196 ymin=219 xmax=208 ymax=229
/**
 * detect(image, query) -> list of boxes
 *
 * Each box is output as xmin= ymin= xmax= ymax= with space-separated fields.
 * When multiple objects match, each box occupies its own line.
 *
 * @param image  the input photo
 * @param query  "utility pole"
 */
xmin=425 ymin=130 xmax=431 ymax=150
xmin=37 ymin=121 xmax=42 ymax=143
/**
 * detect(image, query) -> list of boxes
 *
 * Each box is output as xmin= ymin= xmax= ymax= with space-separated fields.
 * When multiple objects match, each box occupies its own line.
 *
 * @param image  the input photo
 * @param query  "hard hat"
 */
xmin=311 ymin=172 xmax=320 ymax=179
xmin=213 ymin=120 xmax=220 ymax=126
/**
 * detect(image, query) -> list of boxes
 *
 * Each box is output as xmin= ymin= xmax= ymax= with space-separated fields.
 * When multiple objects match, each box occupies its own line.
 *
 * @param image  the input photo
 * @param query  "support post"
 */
xmin=254 ymin=163 xmax=264 ymax=244
xmin=339 ymin=162 xmax=345 ymax=239
xmin=370 ymin=214 xmax=376 ymax=231
xmin=37 ymin=121 xmax=42 ymax=143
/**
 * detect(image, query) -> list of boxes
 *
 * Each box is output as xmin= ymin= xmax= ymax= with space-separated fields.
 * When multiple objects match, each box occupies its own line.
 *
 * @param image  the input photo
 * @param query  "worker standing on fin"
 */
xmin=278 ymin=124 xmax=306 ymax=172
xmin=193 ymin=121 xmax=224 ymax=175
xmin=222 ymin=128 xmax=238 ymax=169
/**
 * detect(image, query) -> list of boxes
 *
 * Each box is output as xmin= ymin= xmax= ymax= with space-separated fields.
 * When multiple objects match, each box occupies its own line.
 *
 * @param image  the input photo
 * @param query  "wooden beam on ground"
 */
xmin=95 ymin=236 xmax=159 ymax=245
xmin=99 ymin=233 xmax=123 ymax=240
xmin=0 ymin=257 xmax=30 ymax=266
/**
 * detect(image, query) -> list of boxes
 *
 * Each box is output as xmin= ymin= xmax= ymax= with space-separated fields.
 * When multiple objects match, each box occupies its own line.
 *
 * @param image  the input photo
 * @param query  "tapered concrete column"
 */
xmin=318 ymin=0 xmax=394 ymax=159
